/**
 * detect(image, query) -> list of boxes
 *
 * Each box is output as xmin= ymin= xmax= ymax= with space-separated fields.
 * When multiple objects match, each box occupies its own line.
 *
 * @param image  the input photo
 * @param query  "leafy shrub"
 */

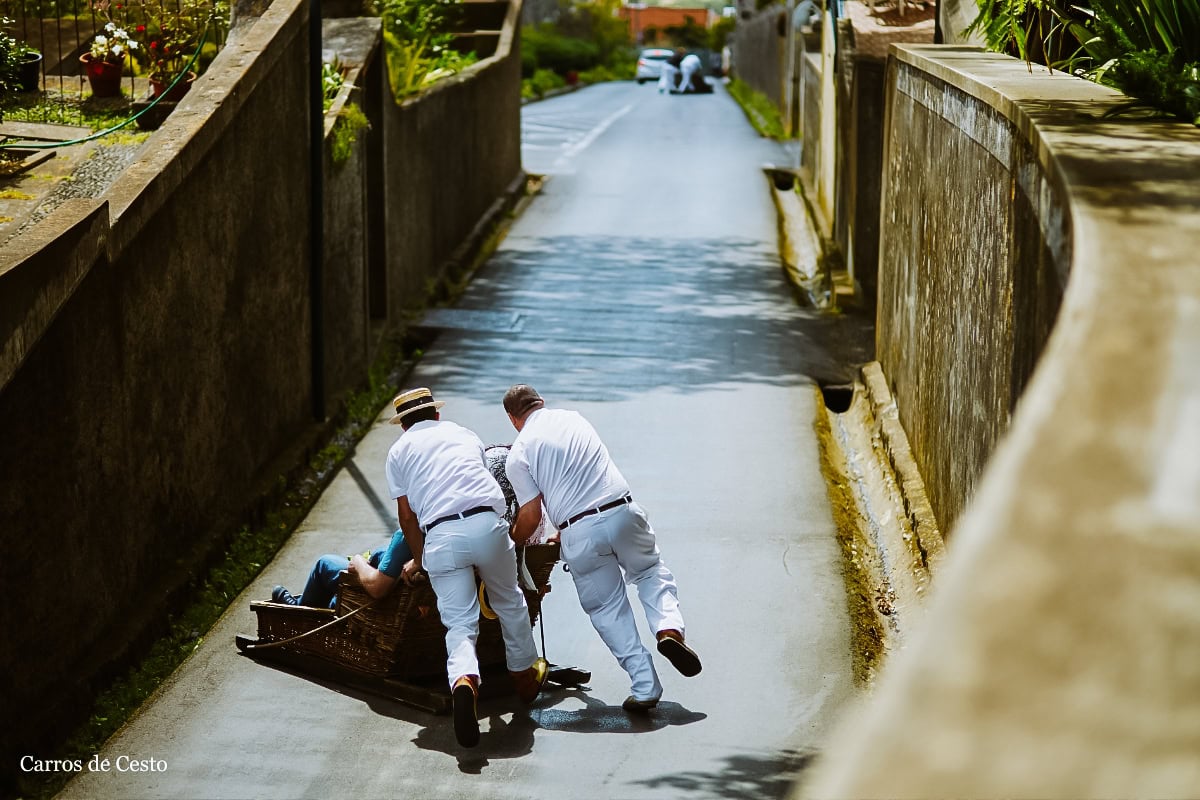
xmin=523 ymin=66 xmax=565 ymax=99
xmin=520 ymin=0 xmax=635 ymax=81
xmin=330 ymin=101 xmax=370 ymax=165
xmin=522 ymin=24 xmax=600 ymax=76
xmin=375 ymin=0 xmax=474 ymax=99
xmin=969 ymin=0 xmax=1200 ymax=125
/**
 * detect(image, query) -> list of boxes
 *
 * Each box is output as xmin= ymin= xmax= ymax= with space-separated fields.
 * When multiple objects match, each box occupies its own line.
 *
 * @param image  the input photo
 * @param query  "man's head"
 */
xmin=503 ymin=384 xmax=544 ymax=431
xmin=390 ymin=387 xmax=444 ymax=429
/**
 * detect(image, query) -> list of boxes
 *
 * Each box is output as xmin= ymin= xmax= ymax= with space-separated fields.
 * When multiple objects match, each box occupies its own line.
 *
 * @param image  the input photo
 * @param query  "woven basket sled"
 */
xmin=237 ymin=445 xmax=566 ymax=705
xmin=243 ymin=542 xmax=559 ymax=680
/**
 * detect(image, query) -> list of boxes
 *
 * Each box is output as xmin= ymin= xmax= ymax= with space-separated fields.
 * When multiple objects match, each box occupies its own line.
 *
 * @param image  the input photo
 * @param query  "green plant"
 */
xmin=969 ymin=0 xmax=1200 ymax=124
xmin=375 ymin=0 xmax=469 ymax=98
xmin=322 ymin=57 xmax=346 ymax=111
xmin=330 ymin=101 xmax=369 ymax=165
xmin=523 ymin=66 xmax=565 ymax=99
xmin=728 ymin=78 xmax=787 ymax=139
xmin=0 ymin=17 xmax=21 ymax=95
xmin=520 ymin=0 xmax=635 ymax=81
xmin=89 ymin=20 xmax=140 ymax=63
xmin=141 ymin=0 xmax=215 ymax=80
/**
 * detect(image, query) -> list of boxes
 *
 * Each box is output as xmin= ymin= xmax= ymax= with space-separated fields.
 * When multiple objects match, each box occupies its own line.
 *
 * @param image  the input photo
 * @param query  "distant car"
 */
xmin=635 ymin=48 xmax=674 ymax=84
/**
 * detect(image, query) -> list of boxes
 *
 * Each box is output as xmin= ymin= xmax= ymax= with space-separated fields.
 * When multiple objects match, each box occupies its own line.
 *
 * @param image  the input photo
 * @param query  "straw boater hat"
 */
xmin=390 ymin=387 xmax=445 ymax=425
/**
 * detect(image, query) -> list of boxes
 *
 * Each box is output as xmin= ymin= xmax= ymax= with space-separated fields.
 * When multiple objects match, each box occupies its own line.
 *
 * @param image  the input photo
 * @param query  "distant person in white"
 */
xmin=383 ymin=387 xmax=547 ymax=747
xmin=659 ymin=47 xmax=685 ymax=94
xmin=678 ymin=52 xmax=702 ymax=93
xmin=658 ymin=60 xmax=678 ymax=94
xmin=502 ymin=384 xmax=701 ymax=713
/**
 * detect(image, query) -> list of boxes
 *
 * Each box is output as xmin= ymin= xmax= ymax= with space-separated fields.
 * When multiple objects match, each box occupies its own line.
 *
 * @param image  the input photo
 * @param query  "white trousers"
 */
xmin=658 ymin=64 xmax=678 ymax=93
xmin=679 ymin=62 xmax=699 ymax=92
xmin=560 ymin=501 xmax=685 ymax=701
xmin=422 ymin=512 xmax=538 ymax=690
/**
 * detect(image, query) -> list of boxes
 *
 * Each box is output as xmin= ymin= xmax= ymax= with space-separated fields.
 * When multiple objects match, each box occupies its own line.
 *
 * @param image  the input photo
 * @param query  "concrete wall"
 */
xmin=804 ymin=45 xmax=1200 ymax=797
xmin=0 ymin=0 xmax=523 ymax=774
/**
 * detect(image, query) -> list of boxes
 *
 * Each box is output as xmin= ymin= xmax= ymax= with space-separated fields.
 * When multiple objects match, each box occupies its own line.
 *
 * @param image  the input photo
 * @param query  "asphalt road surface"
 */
xmin=60 ymin=80 xmax=860 ymax=800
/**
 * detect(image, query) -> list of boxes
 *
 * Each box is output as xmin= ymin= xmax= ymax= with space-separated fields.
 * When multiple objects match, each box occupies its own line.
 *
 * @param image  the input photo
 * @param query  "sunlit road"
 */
xmin=61 ymin=80 xmax=861 ymax=800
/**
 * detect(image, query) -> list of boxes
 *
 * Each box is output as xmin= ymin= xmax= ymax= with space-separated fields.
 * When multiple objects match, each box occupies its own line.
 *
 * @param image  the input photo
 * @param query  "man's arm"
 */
xmin=511 ymin=495 xmax=545 ymax=545
xmin=396 ymin=496 xmax=426 ymax=584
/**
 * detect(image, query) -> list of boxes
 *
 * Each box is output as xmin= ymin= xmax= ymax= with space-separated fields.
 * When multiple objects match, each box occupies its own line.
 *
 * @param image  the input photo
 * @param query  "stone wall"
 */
xmin=0 ymin=0 xmax=523 ymax=775
xmin=803 ymin=44 xmax=1200 ymax=797
xmin=875 ymin=50 xmax=1068 ymax=533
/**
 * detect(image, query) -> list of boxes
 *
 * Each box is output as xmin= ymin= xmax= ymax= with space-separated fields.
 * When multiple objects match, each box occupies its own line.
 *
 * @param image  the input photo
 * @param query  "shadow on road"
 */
xmin=428 ymin=235 xmax=873 ymax=402
xmin=630 ymin=746 xmax=817 ymax=799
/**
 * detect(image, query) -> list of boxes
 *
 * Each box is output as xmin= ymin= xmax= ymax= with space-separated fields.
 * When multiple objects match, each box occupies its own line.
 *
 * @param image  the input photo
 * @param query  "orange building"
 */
xmin=620 ymin=4 xmax=715 ymax=45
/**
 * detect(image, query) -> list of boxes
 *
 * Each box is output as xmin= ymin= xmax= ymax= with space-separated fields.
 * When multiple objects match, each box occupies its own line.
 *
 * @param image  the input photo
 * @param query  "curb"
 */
xmin=818 ymin=361 xmax=945 ymax=677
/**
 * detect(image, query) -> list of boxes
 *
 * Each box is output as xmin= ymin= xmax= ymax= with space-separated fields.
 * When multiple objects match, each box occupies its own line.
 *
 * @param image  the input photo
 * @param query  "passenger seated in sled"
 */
xmin=269 ymin=530 xmax=418 ymax=609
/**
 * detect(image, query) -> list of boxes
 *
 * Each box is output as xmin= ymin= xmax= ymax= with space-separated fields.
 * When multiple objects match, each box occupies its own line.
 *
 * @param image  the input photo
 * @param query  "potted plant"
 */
xmin=0 ymin=18 xmax=18 ymax=100
xmin=143 ymin=0 xmax=209 ymax=100
xmin=15 ymin=40 xmax=42 ymax=92
xmin=81 ymin=21 xmax=139 ymax=97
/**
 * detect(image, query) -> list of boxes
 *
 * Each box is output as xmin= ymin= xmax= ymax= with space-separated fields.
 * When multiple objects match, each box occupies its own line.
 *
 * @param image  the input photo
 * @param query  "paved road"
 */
xmin=61 ymin=81 xmax=860 ymax=800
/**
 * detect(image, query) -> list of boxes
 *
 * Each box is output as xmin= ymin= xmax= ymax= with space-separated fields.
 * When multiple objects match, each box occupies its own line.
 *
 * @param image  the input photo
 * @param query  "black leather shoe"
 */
xmin=657 ymin=630 xmax=702 ymax=677
xmin=622 ymin=695 xmax=659 ymax=714
xmin=271 ymin=585 xmax=301 ymax=606
xmin=453 ymin=677 xmax=480 ymax=748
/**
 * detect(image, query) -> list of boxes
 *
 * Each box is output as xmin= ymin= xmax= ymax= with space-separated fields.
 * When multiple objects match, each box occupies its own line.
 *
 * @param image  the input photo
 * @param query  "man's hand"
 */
xmin=400 ymin=558 xmax=426 ymax=586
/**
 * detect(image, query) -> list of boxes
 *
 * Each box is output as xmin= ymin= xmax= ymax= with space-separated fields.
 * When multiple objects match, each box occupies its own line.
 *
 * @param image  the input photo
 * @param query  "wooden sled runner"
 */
xmin=236 ymin=446 xmax=589 ymax=712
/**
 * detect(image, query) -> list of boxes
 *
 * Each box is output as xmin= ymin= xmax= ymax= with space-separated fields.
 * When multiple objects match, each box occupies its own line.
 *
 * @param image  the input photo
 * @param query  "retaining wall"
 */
xmin=804 ymin=44 xmax=1200 ymax=797
xmin=0 ymin=0 xmax=522 ymax=777
xmin=876 ymin=46 xmax=1068 ymax=532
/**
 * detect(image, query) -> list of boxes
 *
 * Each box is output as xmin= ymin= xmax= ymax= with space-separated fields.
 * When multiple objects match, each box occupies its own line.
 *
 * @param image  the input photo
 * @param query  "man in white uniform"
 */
xmin=376 ymin=387 xmax=547 ymax=747
xmin=502 ymin=385 xmax=701 ymax=713
xmin=678 ymin=52 xmax=702 ymax=93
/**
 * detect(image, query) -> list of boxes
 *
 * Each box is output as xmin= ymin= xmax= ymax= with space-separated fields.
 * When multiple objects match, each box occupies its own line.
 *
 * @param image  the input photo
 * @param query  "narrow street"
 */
xmin=61 ymin=81 xmax=862 ymax=800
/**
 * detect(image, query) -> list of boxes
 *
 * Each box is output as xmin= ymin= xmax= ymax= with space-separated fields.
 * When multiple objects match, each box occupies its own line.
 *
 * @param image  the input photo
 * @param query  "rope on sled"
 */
xmin=243 ymin=596 xmax=380 ymax=650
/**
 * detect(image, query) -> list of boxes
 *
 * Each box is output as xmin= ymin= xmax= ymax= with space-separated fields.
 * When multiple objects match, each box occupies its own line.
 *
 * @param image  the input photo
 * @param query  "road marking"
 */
xmin=554 ymin=104 xmax=634 ymax=168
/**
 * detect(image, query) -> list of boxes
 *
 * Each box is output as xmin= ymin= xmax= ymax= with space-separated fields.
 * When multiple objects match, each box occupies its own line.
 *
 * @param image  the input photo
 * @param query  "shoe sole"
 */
xmin=453 ymin=684 xmax=480 ymax=748
xmin=657 ymin=637 xmax=702 ymax=677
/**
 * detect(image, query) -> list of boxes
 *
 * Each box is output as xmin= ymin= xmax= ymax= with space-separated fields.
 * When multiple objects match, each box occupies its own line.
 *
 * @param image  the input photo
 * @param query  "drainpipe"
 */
xmin=309 ymin=0 xmax=326 ymax=421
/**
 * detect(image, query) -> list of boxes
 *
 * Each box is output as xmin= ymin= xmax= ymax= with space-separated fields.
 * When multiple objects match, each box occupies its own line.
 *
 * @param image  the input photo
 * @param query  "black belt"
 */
xmin=424 ymin=505 xmax=493 ymax=533
xmin=559 ymin=495 xmax=632 ymax=530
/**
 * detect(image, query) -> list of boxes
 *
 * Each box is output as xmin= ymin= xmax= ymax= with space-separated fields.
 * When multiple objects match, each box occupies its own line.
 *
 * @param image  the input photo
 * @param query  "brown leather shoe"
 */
xmin=622 ymin=695 xmax=659 ymax=714
xmin=452 ymin=675 xmax=480 ymax=747
xmin=509 ymin=657 xmax=549 ymax=704
xmin=656 ymin=629 xmax=702 ymax=677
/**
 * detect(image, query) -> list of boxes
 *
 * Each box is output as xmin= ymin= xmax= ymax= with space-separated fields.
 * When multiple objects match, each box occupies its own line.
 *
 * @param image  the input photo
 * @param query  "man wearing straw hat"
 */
xmin=501 ymin=384 xmax=701 ymax=714
xmin=372 ymin=387 xmax=548 ymax=748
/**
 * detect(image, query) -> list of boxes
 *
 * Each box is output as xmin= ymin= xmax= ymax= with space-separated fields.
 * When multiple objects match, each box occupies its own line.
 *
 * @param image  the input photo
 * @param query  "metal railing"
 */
xmin=1 ymin=0 xmax=227 ymax=125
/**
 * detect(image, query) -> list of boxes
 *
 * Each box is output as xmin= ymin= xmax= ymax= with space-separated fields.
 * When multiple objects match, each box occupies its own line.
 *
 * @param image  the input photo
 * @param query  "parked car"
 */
xmin=635 ymin=48 xmax=674 ymax=84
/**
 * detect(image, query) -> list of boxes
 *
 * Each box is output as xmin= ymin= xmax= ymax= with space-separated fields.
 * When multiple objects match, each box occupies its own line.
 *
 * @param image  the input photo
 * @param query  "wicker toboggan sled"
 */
xmin=235 ymin=446 xmax=588 ymax=712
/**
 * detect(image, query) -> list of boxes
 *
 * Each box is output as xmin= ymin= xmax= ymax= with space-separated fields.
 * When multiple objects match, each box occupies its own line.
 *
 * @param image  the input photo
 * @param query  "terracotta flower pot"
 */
xmin=149 ymin=71 xmax=196 ymax=102
xmin=80 ymin=53 xmax=124 ymax=97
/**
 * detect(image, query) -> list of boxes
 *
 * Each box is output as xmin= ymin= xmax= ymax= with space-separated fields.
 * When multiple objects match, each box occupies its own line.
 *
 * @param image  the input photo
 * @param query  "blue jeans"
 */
xmin=300 ymin=530 xmax=413 ymax=608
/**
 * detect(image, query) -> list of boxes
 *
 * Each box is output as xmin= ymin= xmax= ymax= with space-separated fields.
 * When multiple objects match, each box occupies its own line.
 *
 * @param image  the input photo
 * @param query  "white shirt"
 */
xmin=385 ymin=419 xmax=506 ymax=526
xmin=505 ymin=408 xmax=630 ymax=528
